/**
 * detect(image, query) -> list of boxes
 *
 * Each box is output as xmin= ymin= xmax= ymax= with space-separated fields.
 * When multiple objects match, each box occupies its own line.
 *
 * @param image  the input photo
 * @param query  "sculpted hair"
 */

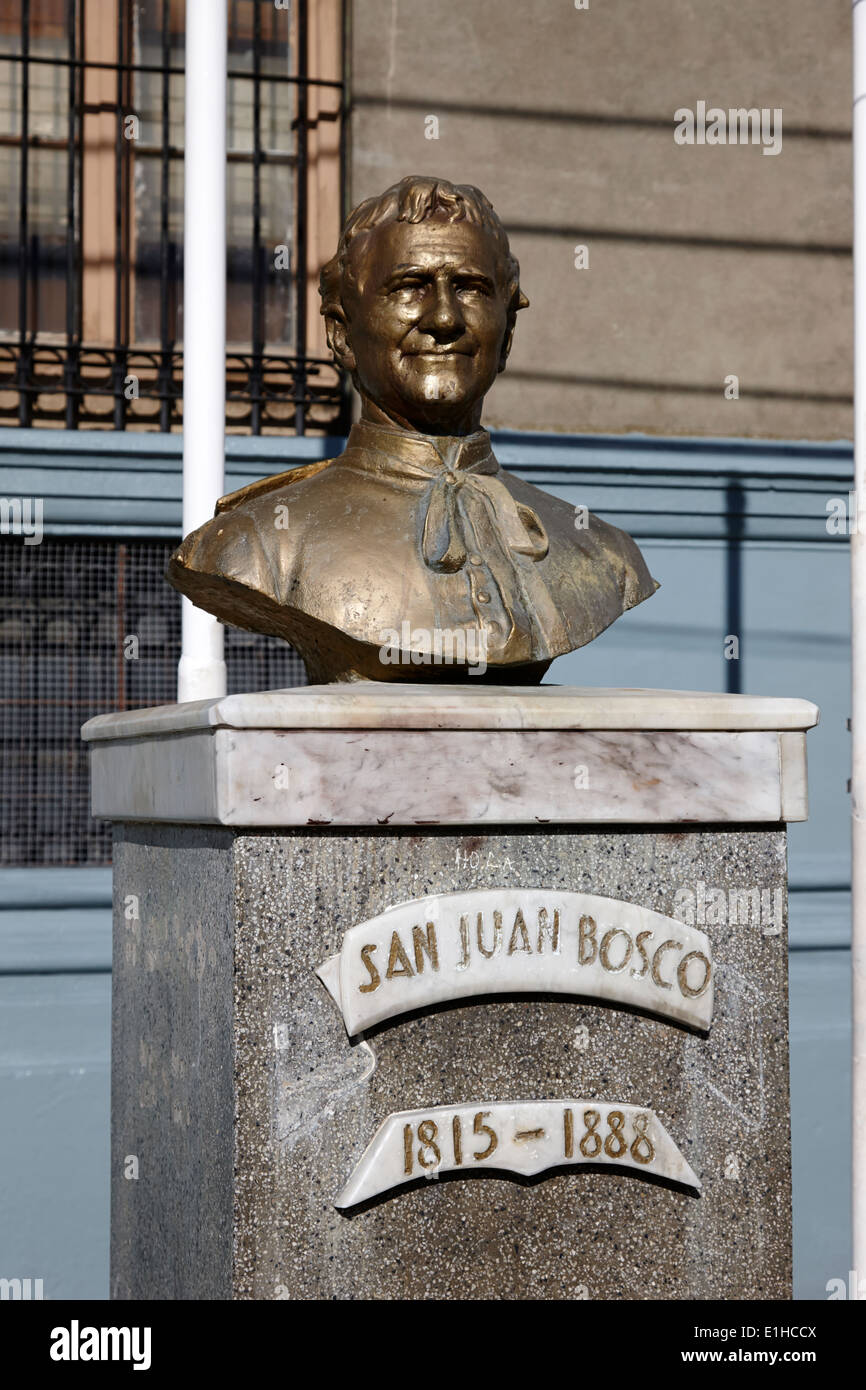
xmin=319 ymin=175 xmax=528 ymax=327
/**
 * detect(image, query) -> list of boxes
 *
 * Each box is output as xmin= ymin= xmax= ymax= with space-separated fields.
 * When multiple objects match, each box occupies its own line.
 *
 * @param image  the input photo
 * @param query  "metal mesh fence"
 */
xmin=0 ymin=536 xmax=306 ymax=865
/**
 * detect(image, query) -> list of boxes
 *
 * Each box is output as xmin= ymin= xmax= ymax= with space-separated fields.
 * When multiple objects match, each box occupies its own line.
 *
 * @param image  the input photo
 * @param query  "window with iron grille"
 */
xmin=0 ymin=0 xmax=349 ymax=434
xmin=0 ymin=2 xmax=341 ymax=865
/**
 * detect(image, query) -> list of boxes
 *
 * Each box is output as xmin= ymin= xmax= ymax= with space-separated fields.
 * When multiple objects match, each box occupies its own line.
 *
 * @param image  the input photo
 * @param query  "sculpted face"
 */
xmin=336 ymin=216 xmax=513 ymax=435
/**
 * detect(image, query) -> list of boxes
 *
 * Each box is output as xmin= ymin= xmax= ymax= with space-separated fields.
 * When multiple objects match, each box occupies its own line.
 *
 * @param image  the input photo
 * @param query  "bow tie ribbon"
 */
xmin=398 ymin=442 xmax=549 ymax=574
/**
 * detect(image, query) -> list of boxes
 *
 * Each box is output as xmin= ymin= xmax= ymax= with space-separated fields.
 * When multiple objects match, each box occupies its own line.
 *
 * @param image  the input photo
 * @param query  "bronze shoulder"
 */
xmin=215 ymin=456 xmax=337 ymax=514
xmin=503 ymin=466 xmax=658 ymax=609
xmin=166 ymin=501 xmax=288 ymax=620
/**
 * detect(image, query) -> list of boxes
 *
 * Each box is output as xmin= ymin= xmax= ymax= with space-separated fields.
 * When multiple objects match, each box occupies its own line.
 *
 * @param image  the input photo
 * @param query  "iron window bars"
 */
xmin=0 ymin=0 xmax=349 ymax=434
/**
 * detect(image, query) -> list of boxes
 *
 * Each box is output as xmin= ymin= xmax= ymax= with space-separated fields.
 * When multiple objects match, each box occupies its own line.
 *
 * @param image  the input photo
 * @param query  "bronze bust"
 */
xmin=168 ymin=176 xmax=657 ymax=683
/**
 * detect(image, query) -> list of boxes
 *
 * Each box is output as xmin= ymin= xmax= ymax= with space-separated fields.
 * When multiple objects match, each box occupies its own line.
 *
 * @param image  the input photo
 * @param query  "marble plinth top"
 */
xmin=82 ymin=685 xmax=818 ymax=826
xmin=81 ymin=685 xmax=819 ymax=742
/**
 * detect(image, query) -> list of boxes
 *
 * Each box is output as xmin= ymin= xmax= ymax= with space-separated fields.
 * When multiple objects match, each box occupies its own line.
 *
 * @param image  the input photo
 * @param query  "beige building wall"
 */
xmin=348 ymin=0 xmax=851 ymax=441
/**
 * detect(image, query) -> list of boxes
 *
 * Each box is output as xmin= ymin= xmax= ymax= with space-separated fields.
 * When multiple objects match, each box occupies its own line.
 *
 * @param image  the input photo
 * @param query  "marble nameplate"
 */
xmin=317 ymin=890 xmax=713 ymax=1034
xmin=336 ymin=1099 xmax=701 ymax=1208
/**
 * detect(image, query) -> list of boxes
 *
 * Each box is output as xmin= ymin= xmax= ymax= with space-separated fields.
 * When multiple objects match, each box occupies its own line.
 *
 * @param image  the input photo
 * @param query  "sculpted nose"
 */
xmin=421 ymin=281 xmax=464 ymax=339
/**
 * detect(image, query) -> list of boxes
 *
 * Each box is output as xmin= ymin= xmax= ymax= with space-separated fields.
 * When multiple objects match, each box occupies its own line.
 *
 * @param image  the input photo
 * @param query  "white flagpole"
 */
xmin=177 ymin=0 xmax=228 ymax=703
xmin=853 ymin=0 xmax=866 ymax=1293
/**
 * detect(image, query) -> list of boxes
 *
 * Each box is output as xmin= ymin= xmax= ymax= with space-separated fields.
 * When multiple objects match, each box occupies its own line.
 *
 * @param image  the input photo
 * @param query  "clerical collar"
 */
xmin=346 ymin=419 xmax=497 ymax=474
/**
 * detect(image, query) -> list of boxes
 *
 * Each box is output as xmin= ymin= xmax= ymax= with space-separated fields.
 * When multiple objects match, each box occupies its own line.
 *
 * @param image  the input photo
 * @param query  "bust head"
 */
xmin=319 ymin=176 xmax=529 ymax=436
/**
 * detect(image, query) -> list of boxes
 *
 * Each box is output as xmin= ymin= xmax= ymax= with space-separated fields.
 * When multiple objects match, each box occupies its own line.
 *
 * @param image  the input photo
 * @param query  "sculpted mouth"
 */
xmin=408 ymin=350 xmax=472 ymax=359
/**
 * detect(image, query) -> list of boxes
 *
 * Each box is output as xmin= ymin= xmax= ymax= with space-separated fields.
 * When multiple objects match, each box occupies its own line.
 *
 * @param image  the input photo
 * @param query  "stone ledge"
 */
xmin=81 ymin=683 xmax=820 ymax=740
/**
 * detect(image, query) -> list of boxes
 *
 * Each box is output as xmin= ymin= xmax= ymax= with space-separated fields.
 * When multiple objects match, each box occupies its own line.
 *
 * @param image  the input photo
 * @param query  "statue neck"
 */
xmin=359 ymin=395 xmax=484 ymax=438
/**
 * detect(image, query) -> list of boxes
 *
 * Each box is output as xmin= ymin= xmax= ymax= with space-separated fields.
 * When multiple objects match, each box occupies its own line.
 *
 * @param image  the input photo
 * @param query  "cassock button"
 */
xmin=477 ymin=590 xmax=491 ymax=603
xmin=468 ymin=553 xmax=483 ymax=565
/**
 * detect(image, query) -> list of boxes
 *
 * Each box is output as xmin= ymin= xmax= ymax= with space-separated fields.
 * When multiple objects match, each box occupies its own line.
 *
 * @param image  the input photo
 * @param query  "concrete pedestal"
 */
xmin=83 ymin=686 xmax=818 ymax=1301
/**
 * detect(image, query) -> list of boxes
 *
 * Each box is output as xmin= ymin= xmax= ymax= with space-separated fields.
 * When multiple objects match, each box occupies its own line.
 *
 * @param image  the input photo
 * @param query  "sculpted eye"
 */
xmin=390 ymin=279 xmax=426 ymax=297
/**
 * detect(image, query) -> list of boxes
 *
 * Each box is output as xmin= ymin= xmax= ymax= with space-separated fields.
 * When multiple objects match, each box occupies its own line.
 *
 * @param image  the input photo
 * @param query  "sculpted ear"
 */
xmin=498 ymin=320 xmax=516 ymax=373
xmin=498 ymin=291 xmax=527 ymax=373
xmin=324 ymin=309 xmax=356 ymax=373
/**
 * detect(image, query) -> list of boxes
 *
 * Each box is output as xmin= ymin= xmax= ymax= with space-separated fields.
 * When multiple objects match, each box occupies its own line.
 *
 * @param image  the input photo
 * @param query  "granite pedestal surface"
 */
xmin=82 ymin=686 xmax=819 ymax=1301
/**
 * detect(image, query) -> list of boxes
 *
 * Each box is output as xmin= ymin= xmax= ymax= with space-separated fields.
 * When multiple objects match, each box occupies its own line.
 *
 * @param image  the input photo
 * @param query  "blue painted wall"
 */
xmin=0 ymin=869 xmax=111 ymax=1301
xmin=0 ymin=427 xmax=852 ymax=1300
